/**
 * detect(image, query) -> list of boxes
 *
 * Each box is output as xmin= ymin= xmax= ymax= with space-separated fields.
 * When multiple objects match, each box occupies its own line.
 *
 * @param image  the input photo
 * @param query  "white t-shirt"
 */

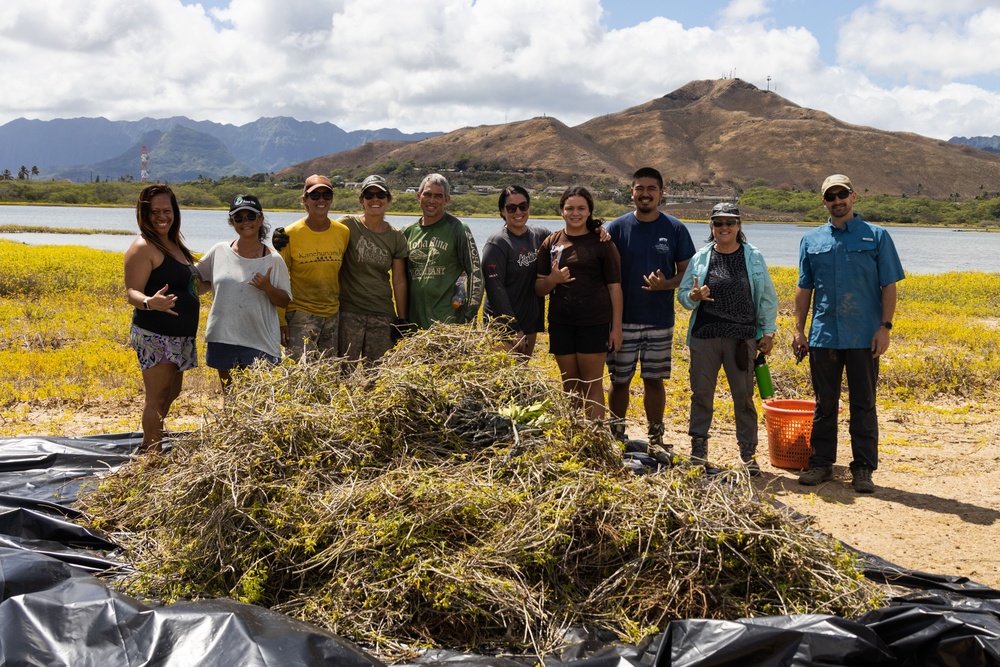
xmin=196 ymin=242 xmax=292 ymax=359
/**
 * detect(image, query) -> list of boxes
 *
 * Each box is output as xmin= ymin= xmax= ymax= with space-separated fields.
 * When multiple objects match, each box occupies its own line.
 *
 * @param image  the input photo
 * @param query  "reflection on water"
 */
xmin=0 ymin=204 xmax=995 ymax=274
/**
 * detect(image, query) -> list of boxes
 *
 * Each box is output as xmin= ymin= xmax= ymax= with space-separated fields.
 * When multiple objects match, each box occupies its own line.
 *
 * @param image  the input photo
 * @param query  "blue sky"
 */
xmin=2 ymin=0 xmax=999 ymax=140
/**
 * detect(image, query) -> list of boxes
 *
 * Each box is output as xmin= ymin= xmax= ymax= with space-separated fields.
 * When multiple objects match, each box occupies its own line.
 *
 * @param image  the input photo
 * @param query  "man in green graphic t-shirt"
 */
xmin=401 ymin=173 xmax=483 ymax=329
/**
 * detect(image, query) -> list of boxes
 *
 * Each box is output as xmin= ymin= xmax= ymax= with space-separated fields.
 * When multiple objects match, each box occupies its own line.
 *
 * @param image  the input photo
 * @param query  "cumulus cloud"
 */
xmin=0 ymin=0 xmax=997 ymax=140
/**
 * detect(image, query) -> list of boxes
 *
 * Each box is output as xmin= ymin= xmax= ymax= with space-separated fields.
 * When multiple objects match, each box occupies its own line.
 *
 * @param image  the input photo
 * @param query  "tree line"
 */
xmin=1 ymin=175 xmax=999 ymax=226
xmin=0 ymin=166 xmax=40 ymax=181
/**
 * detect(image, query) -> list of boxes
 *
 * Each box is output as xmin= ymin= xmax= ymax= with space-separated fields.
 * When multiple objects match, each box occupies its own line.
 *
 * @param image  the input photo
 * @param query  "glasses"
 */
xmin=823 ymin=189 xmax=852 ymax=202
xmin=362 ymin=190 xmax=388 ymax=200
xmin=712 ymin=219 xmax=739 ymax=227
xmin=504 ymin=202 xmax=529 ymax=214
xmin=231 ymin=212 xmax=259 ymax=223
xmin=307 ymin=190 xmax=334 ymax=201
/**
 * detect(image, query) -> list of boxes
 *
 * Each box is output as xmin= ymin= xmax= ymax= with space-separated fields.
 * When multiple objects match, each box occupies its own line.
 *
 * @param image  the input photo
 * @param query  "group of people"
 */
xmin=124 ymin=167 xmax=904 ymax=496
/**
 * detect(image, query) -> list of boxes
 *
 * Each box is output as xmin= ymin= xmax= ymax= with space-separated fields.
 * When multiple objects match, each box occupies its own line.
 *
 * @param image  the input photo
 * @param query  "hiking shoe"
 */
xmin=851 ymin=466 xmax=875 ymax=494
xmin=608 ymin=418 xmax=627 ymax=444
xmin=649 ymin=443 xmax=681 ymax=467
xmin=647 ymin=422 xmax=665 ymax=448
xmin=798 ymin=466 xmax=833 ymax=486
xmin=743 ymin=457 xmax=761 ymax=477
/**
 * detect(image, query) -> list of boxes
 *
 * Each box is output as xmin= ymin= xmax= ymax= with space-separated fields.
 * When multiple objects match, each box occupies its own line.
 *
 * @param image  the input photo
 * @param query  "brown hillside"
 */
xmin=281 ymin=78 xmax=1000 ymax=199
xmin=292 ymin=116 xmax=630 ymax=183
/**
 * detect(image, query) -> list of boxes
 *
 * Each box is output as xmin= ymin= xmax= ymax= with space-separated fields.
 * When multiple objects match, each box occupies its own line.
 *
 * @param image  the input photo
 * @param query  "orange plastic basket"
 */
xmin=762 ymin=399 xmax=817 ymax=470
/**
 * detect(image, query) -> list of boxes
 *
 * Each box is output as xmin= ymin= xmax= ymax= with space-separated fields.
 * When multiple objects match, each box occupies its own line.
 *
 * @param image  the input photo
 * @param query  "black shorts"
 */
xmin=548 ymin=321 xmax=609 ymax=355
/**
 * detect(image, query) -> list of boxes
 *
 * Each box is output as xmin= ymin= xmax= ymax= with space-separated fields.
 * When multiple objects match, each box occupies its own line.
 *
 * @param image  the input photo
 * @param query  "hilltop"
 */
xmin=282 ymin=79 xmax=1000 ymax=199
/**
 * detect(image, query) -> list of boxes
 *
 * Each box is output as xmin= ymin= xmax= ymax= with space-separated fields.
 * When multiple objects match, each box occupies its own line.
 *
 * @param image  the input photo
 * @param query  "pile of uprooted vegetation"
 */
xmin=83 ymin=324 xmax=883 ymax=659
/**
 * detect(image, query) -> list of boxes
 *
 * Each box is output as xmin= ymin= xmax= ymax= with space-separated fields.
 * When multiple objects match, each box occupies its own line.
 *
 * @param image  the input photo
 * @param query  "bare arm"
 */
xmin=124 ymin=238 xmax=178 ymax=314
xmin=871 ymin=282 xmax=898 ymax=357
xmin=391 ymin=257 xmax=408 ymax=320
xmin=793 ymin=285 xmax=813 ymax=351
xmin=607 ymin=282 xmax=623 ymax=352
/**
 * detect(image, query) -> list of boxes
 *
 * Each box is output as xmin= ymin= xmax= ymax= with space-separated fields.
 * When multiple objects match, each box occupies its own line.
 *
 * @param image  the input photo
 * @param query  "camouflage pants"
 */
xmin=338 ymin=311 xmax=396 ymax=362
xmin=285 ymin=310 xmax=339 ymax=360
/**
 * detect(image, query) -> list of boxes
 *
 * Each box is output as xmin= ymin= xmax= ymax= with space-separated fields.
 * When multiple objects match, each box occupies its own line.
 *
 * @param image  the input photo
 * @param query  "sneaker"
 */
xmin=798 ymin=465 xmax=833 ymax=486
xmin=851 ymin=466 xmax=875 ymax=494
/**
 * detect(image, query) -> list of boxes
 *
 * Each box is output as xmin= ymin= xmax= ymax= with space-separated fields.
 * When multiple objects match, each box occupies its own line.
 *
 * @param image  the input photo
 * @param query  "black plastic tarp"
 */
xmin=0 ymin=433 xmax=998 ymax=666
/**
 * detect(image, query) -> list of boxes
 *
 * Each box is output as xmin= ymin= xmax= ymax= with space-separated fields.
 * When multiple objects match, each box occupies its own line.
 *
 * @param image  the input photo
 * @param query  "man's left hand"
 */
xmin=641 ymin=269 xmax=668 ymax=291
xmin=871 ymin=326 xmax=891 ymax=357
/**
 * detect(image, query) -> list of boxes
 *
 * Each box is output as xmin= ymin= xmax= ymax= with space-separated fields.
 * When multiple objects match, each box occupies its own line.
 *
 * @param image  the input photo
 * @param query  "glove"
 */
xmin=271 ymin=227 xmax=290 ymax=251
xmin=391 ymin=318 xmax=417 ymax=342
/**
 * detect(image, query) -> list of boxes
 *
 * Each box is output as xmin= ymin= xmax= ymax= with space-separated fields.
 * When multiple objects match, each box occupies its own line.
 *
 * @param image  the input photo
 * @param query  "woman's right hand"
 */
xmin=148 ymin=285 xmax=179 ymax=315
xmin=549 ymin=258 xmax=574 ymax=285
xmin=689 ymin=276 xmax=712 ymax=302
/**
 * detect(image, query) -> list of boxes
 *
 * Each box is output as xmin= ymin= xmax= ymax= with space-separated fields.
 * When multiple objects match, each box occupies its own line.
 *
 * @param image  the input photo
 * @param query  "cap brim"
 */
xmin=711 ymin=213 xmax=741 ymax=218
xmin=230 ymin=205 xmax=262 ymax=215
xmin=305 ymin=185 xmax=333 ymax=193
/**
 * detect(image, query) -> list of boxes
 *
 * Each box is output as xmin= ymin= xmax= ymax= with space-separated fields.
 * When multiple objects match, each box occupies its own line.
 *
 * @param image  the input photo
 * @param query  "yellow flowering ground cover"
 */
xmin=0 ymin=240 xmax=217 ymax=435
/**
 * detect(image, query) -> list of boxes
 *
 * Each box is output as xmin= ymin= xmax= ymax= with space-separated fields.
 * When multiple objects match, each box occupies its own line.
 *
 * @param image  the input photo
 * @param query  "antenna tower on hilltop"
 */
xmin=140 ymin=146 xmax=150 ymax=183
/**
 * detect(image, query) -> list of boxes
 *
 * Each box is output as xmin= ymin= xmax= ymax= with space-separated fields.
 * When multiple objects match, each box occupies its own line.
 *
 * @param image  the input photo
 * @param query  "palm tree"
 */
xmin=31 ymin=166 xmax=39 ymax=179
xmin=17 ymin=165 xmax=29 ymax=180
xmin=1 ymin=169 xmax=12 ymax=181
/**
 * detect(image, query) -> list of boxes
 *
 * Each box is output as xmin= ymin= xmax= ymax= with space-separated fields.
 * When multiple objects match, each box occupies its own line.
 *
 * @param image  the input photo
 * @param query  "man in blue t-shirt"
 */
xmin=794 ymin=174 xmax=905 ymax=494
xmin=606 ymin=167 xmax=696 ymax=463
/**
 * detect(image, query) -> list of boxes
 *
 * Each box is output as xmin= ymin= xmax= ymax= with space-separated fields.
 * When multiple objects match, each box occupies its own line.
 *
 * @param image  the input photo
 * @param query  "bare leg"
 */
xmin=140 ymin=363 xmax=182 ymax=452
xmin=608 ymin=381 xmax=631 ymax=420
xmin=642 ymin=378 xmax=666 ymax=425
xmin=554 ymin=354 xmax=584 ymax=412
xmin=576 ymin=352 xmax=609 ymax=421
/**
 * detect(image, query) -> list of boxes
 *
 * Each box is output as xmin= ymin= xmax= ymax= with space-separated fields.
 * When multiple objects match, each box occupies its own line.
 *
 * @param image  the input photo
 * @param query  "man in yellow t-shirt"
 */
xmin=278 ymin=174 xmax=350 ymax=359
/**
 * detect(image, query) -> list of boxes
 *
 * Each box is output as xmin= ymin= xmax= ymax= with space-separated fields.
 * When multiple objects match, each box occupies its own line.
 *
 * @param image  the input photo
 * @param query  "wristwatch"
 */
xmin=880 ymin=321 xmax=892 ymax=330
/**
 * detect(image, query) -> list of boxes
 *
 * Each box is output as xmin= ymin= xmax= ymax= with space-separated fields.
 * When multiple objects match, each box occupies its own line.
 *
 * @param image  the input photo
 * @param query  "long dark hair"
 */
xmin=497 ymin=185 xmax=531 ymax=218
xmin=559 ymin=185 xmax=602 ymax=232
xmin=136 ymin=185 xmax=194 ymax=263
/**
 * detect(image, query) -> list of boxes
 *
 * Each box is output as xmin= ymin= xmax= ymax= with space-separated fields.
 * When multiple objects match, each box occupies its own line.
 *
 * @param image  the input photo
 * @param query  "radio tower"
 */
xmin=140 ymin=146 xmax=150 ymax=182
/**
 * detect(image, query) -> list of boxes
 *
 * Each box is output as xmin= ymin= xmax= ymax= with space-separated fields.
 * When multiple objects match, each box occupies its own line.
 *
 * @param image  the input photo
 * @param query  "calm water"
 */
xmin=0 ymin=204 xmax=993 ymax=274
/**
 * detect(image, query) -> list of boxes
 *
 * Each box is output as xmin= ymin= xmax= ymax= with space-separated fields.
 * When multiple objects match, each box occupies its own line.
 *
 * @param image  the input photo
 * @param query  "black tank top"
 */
xmin=132 ymin=254 xmax=200 ymax=337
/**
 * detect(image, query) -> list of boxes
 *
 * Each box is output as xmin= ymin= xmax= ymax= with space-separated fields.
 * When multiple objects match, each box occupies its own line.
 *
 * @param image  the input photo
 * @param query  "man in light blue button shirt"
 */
xmin=793 ymin=174 xmax=905 ymax=494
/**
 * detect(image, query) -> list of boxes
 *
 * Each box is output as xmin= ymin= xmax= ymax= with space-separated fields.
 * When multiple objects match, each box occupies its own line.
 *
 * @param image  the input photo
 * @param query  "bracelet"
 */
xmin=143 ymin=297 xmax=150 ymax=310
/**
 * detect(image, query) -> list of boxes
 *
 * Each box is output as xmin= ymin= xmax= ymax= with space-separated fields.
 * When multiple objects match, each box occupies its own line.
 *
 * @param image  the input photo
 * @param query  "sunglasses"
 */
xmin=231 ymin=212 xmax=259 ymax=223
xmin=362 ymin=190 xmax=388 ymax=200
xmin=823 ymin=189 xmax=852 ymax=202
xmin=504 ymin=202 xmax=529 ymax=214
xmin=712 ymin=219 xmax=739 ymax=227
xmin=307 ymin=190 xmax=334 ymax=201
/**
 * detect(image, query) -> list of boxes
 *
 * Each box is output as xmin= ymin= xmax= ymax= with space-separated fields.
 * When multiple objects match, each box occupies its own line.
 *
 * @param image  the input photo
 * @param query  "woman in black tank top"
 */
xmin=124 ymin=185 xmax=200 ymax=454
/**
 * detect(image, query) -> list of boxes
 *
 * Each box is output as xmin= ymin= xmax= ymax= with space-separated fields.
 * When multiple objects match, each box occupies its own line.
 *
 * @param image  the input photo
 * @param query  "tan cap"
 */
xmin=303 ymin=174 xmax=333 ymax=193
xmin=821 ymin=174 xmax=853 ymax=195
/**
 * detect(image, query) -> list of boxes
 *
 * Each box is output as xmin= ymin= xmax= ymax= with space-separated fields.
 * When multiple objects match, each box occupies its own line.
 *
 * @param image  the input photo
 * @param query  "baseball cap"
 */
xmin=821 ymin=174 xmax=853 ymax=195
xmin=229 ymin=194 xmax=263 ymax=216
xmin=710 ymin=202 xmax=741 ymax=219
xmin=360 ymin=174 xmax=389 ymax=193
xmin=303 ymin=174 xmax=334 ymax=193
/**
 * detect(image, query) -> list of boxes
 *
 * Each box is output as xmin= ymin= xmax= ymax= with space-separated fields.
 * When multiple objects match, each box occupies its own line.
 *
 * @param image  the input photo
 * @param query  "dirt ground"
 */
xmin=6 ymin=396 xmax=999 ymax=591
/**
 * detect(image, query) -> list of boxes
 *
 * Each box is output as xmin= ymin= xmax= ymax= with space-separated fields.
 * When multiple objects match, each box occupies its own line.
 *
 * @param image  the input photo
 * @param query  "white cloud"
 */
xmin=0 ymin=0 xmax=998 ymax=141
xmin=840 ymin=4 xmax=1000 ymax=82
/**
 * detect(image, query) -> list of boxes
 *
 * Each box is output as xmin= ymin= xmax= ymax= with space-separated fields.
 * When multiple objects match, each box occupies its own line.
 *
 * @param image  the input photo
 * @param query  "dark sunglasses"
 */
xmin=231 ymin=212 xmax=259 ymax=223
xmin=823 ymin=189 xmax=852 ymax=202
xmin=307 ymin=190 xmax=334 ymax=201
xmin=712 ymin=219 xmax=739 ymax=227
xmin=362 ymin=190 xmax=389 ymax=200
xmin=504 ymin=202 xmax=529 ymax=214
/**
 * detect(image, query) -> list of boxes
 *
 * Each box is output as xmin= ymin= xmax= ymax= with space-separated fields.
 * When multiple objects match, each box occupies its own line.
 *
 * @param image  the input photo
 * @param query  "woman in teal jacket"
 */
xmin=677 ymin=203 xmax=778 ymax=475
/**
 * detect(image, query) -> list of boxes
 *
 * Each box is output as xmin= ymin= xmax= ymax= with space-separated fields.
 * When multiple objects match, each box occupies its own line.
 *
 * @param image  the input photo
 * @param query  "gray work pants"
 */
xmin=688 ymin=336 xmax=758 ymax=445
